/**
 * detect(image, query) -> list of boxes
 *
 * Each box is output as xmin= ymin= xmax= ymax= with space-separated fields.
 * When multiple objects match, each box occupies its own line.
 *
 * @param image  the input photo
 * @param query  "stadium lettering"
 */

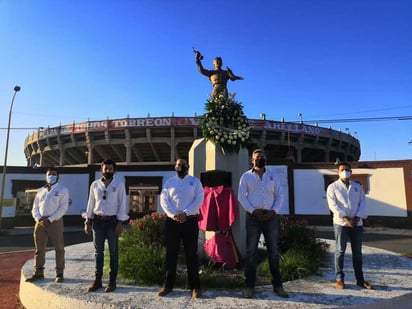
xmin=111 ymin=120 xmax=128 ymax=128
xmin=173 ymin=117 xmax=200 ymax=126
xmin=264 ymin=122 xmax=289 ymax=131
xmin=262 ymin=122 xmax=321 ymax=135
xmin=111 ymin=117 xmax=199 ymax=128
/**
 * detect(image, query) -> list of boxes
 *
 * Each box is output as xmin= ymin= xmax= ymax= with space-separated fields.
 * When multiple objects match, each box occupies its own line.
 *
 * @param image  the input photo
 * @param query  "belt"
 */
xmin=94 ymin=215 xmax=117 ymax=221
xmin=186 ymin=214 xmax=199 ymax=219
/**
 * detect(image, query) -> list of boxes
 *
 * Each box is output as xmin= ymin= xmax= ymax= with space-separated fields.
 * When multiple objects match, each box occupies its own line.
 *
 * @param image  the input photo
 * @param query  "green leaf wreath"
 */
xmin=201 ymin=94 xmax=250 ymax=154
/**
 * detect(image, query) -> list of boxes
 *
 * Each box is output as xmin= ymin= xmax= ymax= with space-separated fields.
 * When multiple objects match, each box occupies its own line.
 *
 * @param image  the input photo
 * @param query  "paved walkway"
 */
xmin=0 ymin=250 xmax=34 ymax=309
xmin=18 ymin=228 xmax=412 ymax=309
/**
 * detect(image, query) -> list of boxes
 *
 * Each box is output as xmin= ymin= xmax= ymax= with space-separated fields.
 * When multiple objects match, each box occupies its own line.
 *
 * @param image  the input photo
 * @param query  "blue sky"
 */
xmin=1 ymin=0 xmax=411 ymax=166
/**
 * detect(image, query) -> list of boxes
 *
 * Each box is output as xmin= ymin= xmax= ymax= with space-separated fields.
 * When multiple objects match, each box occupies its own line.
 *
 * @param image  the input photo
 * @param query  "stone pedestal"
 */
xmin=189 ymin=138 xmax=249 ymax=256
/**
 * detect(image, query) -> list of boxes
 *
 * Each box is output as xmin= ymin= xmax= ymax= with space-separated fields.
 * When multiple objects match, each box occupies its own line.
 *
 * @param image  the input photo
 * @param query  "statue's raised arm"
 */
xmin=194 ymin=49 xmax=243 ymax=99
xmin=226 ymin=66 xmax=244 ymax=81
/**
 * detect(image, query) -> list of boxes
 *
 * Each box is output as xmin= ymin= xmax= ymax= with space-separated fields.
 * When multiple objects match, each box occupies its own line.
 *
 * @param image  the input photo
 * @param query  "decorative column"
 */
xmin=189 ymin=138 xmax=249 ymax=256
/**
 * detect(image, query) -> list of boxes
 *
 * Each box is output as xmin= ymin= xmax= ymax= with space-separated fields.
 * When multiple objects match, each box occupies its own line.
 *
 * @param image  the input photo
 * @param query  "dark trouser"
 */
xmin=92 ymin=217 xmax=119 ymax=282
xmin=245 ymin=213 xmax=282 ymax=289
xmin=163 ymin=216 xmax=200 ymax=290
xmin=334 ymin=224 xmax=364 ymax=282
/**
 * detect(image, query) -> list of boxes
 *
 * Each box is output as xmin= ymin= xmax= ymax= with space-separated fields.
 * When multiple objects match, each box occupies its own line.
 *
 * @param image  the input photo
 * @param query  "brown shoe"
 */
xmin=191 ymin=289 xmax=202 ymax=298
xmin=273 ymin=286 xmax=289 ymax=298
xmin=105 ymin=281 xmax=116 ymax=292
xmin=336 ymin=280 xmax=345 ymax=289
xmin=25 ymin=274 xmax=44 ymax=282
xmin=87 ymin=280 xmax=102 ymax=292
xmin=157 ymin=287 xmax=172 ymax=297
xmin=55 ymin=274 xmax=64 ymax=283
xmin=356 ymin=281 xmax=374 ymax=290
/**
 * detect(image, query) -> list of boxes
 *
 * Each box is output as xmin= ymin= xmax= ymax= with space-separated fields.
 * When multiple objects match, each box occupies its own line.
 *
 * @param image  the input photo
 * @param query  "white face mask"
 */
xmin=47 ymin=175 xmax=58 ymax=184
xmin=339 ymin=170 xmax=351 ymax=180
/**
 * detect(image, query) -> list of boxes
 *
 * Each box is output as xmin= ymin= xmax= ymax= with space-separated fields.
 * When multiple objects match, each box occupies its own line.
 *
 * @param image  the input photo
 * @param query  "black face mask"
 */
xmin=255 ymin=158 xmax=266 ymax=168
xmin=175 ymin=165 xmax=188 ymax=177
xmin=103 ymin=172 xmax=114 ymax=180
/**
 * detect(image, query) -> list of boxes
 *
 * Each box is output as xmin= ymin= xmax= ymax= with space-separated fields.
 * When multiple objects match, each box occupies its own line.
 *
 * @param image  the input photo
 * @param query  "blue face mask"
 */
xmin=47 ymin=175 xmax=58 ymax=184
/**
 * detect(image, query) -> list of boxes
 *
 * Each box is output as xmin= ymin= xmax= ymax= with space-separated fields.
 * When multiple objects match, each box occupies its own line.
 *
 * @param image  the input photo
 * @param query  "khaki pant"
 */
xmin=33 ymin=218 xmax=65 ymax=275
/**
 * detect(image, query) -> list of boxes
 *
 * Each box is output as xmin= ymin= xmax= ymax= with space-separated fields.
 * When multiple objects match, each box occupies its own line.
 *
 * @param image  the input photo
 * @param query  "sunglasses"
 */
xmin=103 ymin=190 xmax=107 ymax=200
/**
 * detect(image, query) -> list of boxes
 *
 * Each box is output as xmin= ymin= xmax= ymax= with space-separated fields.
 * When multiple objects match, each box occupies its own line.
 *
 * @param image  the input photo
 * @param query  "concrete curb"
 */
xmin=19 ymin=240 xmax=412 ymax=308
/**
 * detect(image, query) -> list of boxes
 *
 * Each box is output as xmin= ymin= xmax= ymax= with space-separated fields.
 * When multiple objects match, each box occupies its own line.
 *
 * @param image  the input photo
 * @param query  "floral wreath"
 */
xmin=201 ymin=94 xmax=250 ymax=154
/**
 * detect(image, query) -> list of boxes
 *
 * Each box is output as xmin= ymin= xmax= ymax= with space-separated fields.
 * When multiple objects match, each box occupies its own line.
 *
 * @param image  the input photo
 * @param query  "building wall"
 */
xmin=294 ymin=167 xmax=408 ymax=217
xmin=1 ymin=160 xmax=411 ymax=228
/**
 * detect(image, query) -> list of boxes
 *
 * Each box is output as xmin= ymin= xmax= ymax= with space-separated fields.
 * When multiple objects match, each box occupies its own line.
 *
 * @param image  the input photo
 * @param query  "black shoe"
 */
xmin=25 ymin=274 xmax=44 ymax=282
xmin=55 ymin=274 xmax=64 ymax=283
xmin=105 ymin=281 xmax=116 ymax=292
xmin=356 ymin=280 xmax=374 ymax=290
xmin=87 ymin=280 xmax=102 ymax=292
xmin=157 ymin=287 xmax=172 ymax=297
xmin=273 ymin=286 xmax=289 ymax=298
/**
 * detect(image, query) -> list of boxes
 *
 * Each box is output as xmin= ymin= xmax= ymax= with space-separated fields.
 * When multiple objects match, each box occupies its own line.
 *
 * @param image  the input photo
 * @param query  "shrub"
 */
xmin=128 ymin=212 xmax=166 ymax=245
xmin=118 ymin=212 xmax=167 ymax=285
xmin=118 ymin=213 xmax=329 ymax=287
xmin=118 ymin=241 xmax=165 ymax=285
xmin=259 ymin=216 xmax=329 ymax=282
xmin=198 ymin=261 xmax=244 ymax=288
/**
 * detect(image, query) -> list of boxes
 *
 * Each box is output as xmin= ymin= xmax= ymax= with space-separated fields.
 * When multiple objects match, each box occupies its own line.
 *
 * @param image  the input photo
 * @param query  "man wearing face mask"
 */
xmin=84 ymin=159 xmax=128 ymax=293
xmin=26 ymin=168 xmax=69 ymax=283
xmin=238 ymin=149 xmax=288 ymax=299
xmin=158 ymin=158 xmax=204 ymax=298
xmin=327 ymin=162 xmax=373 ymax=290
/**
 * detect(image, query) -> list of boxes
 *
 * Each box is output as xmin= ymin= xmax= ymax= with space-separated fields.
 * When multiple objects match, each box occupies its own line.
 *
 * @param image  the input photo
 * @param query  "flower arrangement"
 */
xmin=201 ymin=93 xmax=250 ymax=154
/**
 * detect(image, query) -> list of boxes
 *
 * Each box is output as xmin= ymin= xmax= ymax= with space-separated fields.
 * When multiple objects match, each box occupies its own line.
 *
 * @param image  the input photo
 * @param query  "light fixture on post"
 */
xmin=0 ymin=86 xmax=21 ymax=229
xmin=298 ymin=113 xmax=303 ymax=124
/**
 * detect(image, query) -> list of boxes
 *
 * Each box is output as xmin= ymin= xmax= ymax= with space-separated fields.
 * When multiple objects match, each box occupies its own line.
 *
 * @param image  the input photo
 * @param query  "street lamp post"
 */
xmin=298 ymin=113 xmax=303 ymax=124
xmin=0 ymin=86 xmax=21 ymax=229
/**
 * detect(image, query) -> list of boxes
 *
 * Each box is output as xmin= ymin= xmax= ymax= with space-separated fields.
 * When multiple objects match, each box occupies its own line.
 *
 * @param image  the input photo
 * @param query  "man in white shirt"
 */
xmin=238 ymin=149 xmax=288 ymax=299
xmin=84 ymin=159 xmax=129 ymax=293
xmin=26 ymin=168 xmax=69 ymax=283
xmin=327 ymin=162 xmax=373 ymax=290
xmin=157 ymin=158 xmax=204 ymax=298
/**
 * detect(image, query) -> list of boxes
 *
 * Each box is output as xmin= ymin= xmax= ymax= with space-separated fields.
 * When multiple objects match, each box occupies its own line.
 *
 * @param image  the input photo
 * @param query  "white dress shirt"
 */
xmin=327 ymin=179 xmax=367 ymax=226
xmin=238 ymin=168 xmax=284 ymax=214
xmin=86 ymin=176 xmax=129 ymax=221
xmin=32 ymin=183 xmax=69 ymax=222
xmin=160 ymin=174 xmax=204 ymax=218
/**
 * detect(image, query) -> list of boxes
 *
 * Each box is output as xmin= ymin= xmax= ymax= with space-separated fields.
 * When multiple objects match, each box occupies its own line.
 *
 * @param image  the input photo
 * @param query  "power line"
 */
xmin=0 ymin=127 xmax=42 ymax=130
xmin=312 ymin=105 xmax=412 ymax=118
xmin=292 ymin=115 xmax=412 ymax=124
xmin=0 ymin=115 xmax=412 ymax=130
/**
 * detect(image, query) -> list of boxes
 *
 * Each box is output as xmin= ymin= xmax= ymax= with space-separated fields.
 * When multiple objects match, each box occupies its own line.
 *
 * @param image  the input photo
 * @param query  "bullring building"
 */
xmin=24 ymin=116 xmax=360 ymax=167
